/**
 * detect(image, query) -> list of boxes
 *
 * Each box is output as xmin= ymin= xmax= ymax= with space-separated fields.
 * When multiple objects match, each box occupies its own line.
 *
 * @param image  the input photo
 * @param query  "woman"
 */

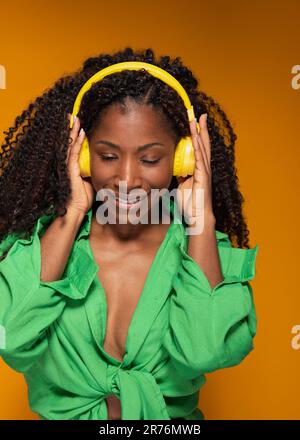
xmin=0 ymin=47 xmax=259 ymax=420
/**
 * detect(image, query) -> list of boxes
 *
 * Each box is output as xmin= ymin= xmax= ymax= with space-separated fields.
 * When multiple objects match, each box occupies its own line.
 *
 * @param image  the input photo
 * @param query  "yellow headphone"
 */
xmin=69 ymin=61 xmax=200 ymax=178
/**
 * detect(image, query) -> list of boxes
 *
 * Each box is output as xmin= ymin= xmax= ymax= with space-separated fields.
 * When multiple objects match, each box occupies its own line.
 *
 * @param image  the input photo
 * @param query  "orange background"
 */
xmin=0 ymin=0 xmax=299 ymax=420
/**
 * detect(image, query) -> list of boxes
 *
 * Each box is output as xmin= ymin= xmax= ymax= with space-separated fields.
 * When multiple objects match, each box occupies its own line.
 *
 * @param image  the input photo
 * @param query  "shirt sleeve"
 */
xmin=0 ymin=214 xmax=96 ymax=373
xmin=162 ymin=230 xmax=259 ymax=380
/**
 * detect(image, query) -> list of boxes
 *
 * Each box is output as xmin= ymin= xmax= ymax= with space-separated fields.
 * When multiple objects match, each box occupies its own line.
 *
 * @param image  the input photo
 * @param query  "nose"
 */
xmin=114 ymin=156 xmax=142 ymax=192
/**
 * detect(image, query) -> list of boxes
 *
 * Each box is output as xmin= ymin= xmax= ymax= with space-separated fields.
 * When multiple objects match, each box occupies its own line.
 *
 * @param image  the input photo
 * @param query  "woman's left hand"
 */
xmin=175 ymin=113 xmax=215 ymax=226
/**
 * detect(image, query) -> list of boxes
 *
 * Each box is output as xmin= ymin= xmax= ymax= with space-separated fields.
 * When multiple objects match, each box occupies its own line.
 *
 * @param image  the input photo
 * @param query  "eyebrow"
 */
xmin=95 ymin=140 xmax=165 ymax=152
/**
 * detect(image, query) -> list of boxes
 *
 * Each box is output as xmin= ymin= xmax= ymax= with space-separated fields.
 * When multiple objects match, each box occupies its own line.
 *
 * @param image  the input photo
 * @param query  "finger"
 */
xmin=68 ymin=114 xmax=80 ymax=144
xmin=66 ymin=114 xmax=73 ymax=164
xmin=189 ymin=118 xmax=202 ymax=162
xmin=68 ymin=113 xmax=78 ymax=129
xmin=66 ymin=114 xmax=84 ymax=168
xmin=199 ymin=113 xmax=211 ymax=167
xmin=66 ymin=137 xmax=75 ymax=164
xmin=66 ymin=115 xmax=79 ymax=163
xmin=193 ymin=117 xmax=210 ymax=171
xmin=67 ymin=116 xmax=81 ymax=165
xmin=197 ymin=131 xmax=210 ymax=172
xmin=67 ymin=129 xmax=86 ymax=176
xmin=189 ymin=118 xmax=207 ymax=171
xmin=68 ymin=128 xmax=86 ymax=162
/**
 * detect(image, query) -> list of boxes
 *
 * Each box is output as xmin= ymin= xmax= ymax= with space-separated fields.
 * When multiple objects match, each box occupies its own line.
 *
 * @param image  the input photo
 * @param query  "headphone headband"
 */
xmin=70 ymin=61 xmax=196 ymax=127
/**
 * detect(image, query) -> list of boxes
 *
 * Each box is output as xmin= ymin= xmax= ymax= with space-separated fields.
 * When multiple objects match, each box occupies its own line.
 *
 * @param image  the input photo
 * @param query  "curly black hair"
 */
xmin=0 ymin=46 xmax=251 ymax=260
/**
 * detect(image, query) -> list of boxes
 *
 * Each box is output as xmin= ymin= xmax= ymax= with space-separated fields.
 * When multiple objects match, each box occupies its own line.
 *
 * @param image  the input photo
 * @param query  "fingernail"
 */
xmin=79 ymin=128 xmax=85 ymax=137
xmin=73 ymin=115 xmax=77 ymax=125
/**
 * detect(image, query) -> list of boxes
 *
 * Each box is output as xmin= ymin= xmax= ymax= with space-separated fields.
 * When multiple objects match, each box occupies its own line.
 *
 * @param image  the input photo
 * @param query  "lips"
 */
xmin=114 ymin=193 xmax=149 ymax=204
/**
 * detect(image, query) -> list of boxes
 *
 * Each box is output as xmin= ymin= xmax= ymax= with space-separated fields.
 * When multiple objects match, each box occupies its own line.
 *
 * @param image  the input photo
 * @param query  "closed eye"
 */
xmin=141 ymin=159 xmax=160 ymax=165
xmin=100 ymin=156 xmax=117 ymax=161
xmin=99 ymin=155 xmax=161 ymax=165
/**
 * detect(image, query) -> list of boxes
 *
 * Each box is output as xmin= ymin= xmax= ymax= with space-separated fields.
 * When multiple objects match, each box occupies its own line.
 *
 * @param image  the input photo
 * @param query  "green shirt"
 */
xmin=0 ymin=197 xmax=259 ymax=420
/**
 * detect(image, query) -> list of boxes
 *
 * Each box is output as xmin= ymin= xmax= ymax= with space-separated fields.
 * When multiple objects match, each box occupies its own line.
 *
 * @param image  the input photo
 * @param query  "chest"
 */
xmin=88 ymin=229 xmax=169 ymax=362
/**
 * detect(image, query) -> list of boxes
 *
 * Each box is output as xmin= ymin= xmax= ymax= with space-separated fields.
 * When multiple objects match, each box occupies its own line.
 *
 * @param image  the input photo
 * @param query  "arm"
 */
xmin=187 ymin=215 xmax=223 ymax=289
xmin=40 ymin=205 xmax=85 ymax=281
xmin=162 ymin=230 xmax=259 ymax=380
xmin=0 ymin=208 xmax=95 ymax=372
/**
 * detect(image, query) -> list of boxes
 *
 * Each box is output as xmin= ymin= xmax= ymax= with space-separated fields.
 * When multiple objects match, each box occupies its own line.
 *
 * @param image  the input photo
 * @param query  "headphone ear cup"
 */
xmin=173 ymin=136 xmax=196 ymax=177
xmin=79 ymin=137 xmax=91 ymax=177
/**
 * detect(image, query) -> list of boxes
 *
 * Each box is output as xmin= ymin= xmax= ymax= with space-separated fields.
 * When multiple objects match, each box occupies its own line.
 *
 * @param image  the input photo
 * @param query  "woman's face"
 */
xmin=88 ymin=99 xmax=177 ymax=221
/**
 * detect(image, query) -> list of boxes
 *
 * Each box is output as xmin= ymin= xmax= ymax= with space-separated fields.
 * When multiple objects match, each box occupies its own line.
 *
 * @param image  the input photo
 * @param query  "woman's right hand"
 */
xmin=66 ymin=113 xmax=94 ymax=215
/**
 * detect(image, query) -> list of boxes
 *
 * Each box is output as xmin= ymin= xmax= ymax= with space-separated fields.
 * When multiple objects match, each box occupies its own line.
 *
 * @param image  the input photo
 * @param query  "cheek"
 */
xmin=146 ymin=165 xmax=173 ymax=190
xmin=157 ymin=156 xmax=174 ymax=185
xmin=90 ymin=157 xmax=111 ymax=182
xmin=90 ymin=166 xmax=108 ymax=195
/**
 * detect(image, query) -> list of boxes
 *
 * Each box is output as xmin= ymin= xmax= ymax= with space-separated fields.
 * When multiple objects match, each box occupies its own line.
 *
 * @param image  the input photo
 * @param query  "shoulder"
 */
xmin=0 ymin=212 xmax=55 ymax=261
